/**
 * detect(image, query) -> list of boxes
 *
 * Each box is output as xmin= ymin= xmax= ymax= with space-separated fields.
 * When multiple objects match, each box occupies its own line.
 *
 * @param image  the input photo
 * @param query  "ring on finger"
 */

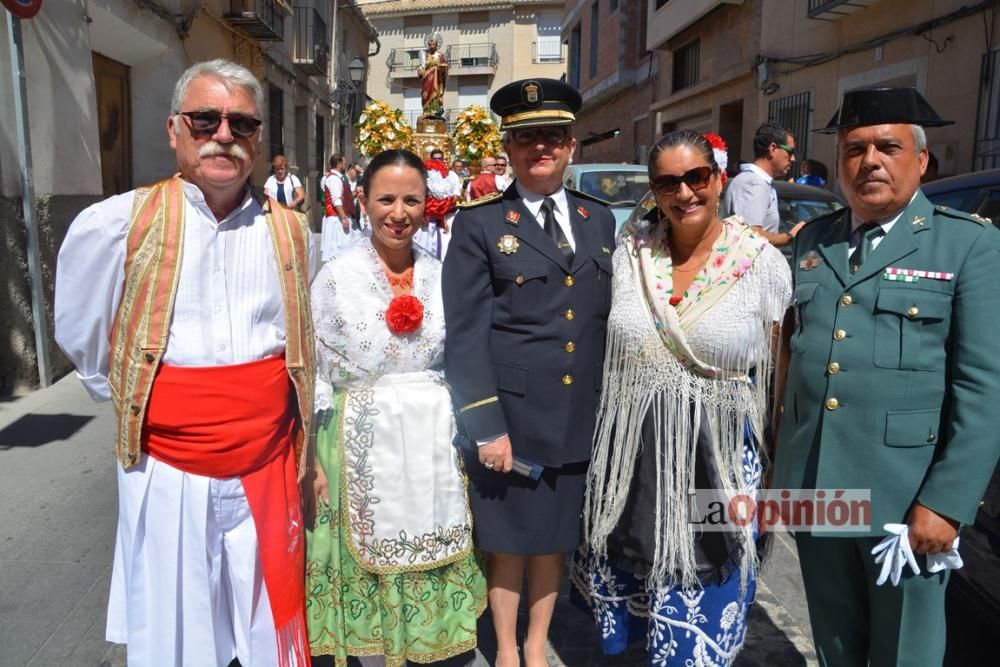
xmin=484 ymin=461 xmax=495 ymax=469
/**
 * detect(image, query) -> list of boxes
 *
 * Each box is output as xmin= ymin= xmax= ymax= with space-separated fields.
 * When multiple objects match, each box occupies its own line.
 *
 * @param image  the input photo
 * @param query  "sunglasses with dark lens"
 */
xmin=776 ymin=142 xmax=796 ymax=157
xmin=650 ymin=166 xmax=715 ymax=196
xmin=510 ymin=127 xmax=570 ymax=146
xmin=178 ymin=110 xmax=262 ymax=139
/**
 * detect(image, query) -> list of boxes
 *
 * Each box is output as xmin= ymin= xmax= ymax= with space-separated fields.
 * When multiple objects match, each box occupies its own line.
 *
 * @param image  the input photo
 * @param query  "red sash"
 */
xmin=142 ymin=355 xmax=309 ymax=667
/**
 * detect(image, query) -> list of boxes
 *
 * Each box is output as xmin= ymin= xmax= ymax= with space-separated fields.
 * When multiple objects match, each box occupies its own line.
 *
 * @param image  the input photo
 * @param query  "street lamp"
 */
xmin=348 ymin=57 xmax=365 ymax=85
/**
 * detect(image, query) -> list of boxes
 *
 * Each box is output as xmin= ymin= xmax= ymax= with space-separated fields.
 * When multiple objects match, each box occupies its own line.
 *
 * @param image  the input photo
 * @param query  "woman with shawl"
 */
xmin=573 ymin=130 xmax=791 ymax=665
xmin=305 ymin=149 xmax=486 ymax=666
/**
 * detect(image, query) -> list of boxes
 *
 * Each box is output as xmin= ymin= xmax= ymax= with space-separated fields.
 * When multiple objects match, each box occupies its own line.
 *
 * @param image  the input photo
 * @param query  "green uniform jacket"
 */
xmin=774 ymin=191 xmax=1000 ymax=535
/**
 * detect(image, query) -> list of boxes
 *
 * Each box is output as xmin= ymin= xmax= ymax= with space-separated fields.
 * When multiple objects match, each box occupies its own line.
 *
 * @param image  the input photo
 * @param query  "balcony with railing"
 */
xmin=807 ymin=0 xmax=878 ymax=20
xmin=293 ymin=5 xmax=329 ymax=76
xmin=387 ymin=47 xmax=425 ymax=78
xmin=446 ymin=43 xmax=499 ymax=76
xmin=225 ymin=0 xmax=285 ymax=41
xmin=533 ymin=39 xmax=564 ymax=64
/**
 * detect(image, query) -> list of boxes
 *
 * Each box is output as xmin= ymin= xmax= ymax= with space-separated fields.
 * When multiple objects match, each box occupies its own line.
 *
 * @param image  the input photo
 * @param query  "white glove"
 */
xmin=926 ymin=537 xmax=963 ymax=574
xmin=871 ymin=523 xmax=920 ymax=586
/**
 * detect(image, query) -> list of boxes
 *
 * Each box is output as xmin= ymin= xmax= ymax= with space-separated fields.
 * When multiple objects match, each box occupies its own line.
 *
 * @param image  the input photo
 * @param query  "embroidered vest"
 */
xmin=107 ymin=176 xmax=315 ymax=475
xmin=322 ymin=170 xmax=354 ymax=218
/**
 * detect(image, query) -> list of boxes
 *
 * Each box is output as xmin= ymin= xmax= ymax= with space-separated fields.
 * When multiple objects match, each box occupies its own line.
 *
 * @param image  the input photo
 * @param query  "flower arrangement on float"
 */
xmin=355 ymin=101 xmax=414 ymax=157
xmin=451 ymin=104 xmax=502 ymax=161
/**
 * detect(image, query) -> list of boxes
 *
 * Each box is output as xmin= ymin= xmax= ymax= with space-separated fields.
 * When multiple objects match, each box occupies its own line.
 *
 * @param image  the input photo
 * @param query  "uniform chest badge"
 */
xmin=498 ymin=234 xmax=520 ymax=255
xmin=577 ymin=205 xmax=590 ymax=219
xmin=505 ymin=210 xmax=521 ymax=225
xmin=799 ymin=251 xmax=823 ymax=271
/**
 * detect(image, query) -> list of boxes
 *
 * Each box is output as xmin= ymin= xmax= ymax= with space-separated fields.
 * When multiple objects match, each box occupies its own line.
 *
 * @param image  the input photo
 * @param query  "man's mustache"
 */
xmin=199 ymin=142 xmax=248 ymax=161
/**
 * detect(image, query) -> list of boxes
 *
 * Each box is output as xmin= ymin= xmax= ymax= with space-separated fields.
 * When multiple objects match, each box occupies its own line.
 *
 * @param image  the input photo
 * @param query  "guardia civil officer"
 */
xmin=773 ymin=87 xmax=1000 ymax=666
xmin=442 ymin=79 xmax=615 ymax=667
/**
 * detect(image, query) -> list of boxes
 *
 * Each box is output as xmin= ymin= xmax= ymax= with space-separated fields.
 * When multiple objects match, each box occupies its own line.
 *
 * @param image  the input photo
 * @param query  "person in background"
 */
xmin=774 ymin=86 xmax=1000 ymax=666
xmin=494 ymin=155 xmax=512 ymax=191
xmin=721 ymin=122 xmax=804 ymax=247
xmin=795 ymin=158 xmax=828 ymax=188
xmin=263 ymin=154 xmax=305 ymax=210
xmin=54 ymin=58 xmax=313 ymax=667
xmin=922 ymin=151 xmax=940 ymax=183
xmin=346 ymin=161 xmax=364 ymax=230
xmin=321 ymin=153 xmax=355 ymax=260
xmin=468 ymin=156 xmax=500 ymax=200
xmin=443 ymin=78 xmax=616 ymax=667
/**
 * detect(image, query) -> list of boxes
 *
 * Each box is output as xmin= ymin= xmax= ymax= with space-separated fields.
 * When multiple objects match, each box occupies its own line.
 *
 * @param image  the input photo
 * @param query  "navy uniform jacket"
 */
xmin=442 ymin=183 xmax=616 ymax=466
xmin=774 ymin=191 xmax=1000 ymax=534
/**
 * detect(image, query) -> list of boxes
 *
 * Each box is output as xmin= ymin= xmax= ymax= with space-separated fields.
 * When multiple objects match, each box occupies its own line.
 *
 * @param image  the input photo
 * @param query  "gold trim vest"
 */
xmin=107 ymin=176 xmax=315 ymax=475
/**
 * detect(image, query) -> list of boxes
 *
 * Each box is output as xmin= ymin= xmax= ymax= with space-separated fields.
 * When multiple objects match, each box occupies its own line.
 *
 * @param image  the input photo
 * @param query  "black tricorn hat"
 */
xmin=815 ymin=86 xmax=953 ymax=134
xmin=491 ymin=78 xmax=582 ymax=130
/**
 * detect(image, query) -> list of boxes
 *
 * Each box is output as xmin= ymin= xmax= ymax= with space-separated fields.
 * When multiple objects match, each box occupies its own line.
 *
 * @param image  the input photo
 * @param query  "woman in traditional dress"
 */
xmin=573 ymin=130 xmax=792 ymax=666
xmin=263 ymin=155 xmax=305 ymax=210
xmin=305 ymin=149 xmax=486 ymax=666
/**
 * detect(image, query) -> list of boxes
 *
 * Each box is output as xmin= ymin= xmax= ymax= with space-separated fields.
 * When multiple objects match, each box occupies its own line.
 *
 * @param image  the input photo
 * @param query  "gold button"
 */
xmin=284 ymin=262 xmax=293 ymax=271
xmin=564 ymin=275 xmax=575 ymax=287
xmin=834 ymin=329 xmax=846 ymax=341
xmin=565 ymin=309 xmax=575 ymax=320
xmin=565 ymin=341 xmax=576 ymax=353
xmin=927 ymin=432 xmax=937 ymax=443
xmin=827 ymin=362 xmax=840 ymax=374
xmin=515 ymin=275 xmax=525 ymax=285
xmin=840 ymin=295 xmax=853 ymax=307
xmin=144 ymin=352 xmax=156 ymax=364
xmin=825 ymin=397 xmax=840 ymax=410
xmin=907 ymin=306 xmax=919 ymax=317
xmin=562 ymin=374 xmax=574 ymax=385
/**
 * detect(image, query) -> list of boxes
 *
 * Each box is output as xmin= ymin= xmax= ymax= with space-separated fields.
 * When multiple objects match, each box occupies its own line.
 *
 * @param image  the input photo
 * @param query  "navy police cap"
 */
xmin=490 ymin=78 xmax=582 ymax=130
xmin=816 ymin=86 xmax=953 ymax=134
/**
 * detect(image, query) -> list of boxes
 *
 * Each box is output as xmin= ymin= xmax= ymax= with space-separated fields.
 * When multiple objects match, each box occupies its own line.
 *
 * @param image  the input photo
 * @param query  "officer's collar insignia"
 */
xmin=601 ymin=246 xmax=611 ymax=254
xmin=498 ymin=234 xmax=520 ymax=255
xmin=505 ymin=210 xmax=520 ymax=225
xmin=576 ymin=205 xmax=589 ymax=219
xmin=522 ymin=81 xmax=541 ymax=107
xmin=912 ymin=215 xmax=925 ymax=227
xmin=799 ymin=251 xmax=823 ymax=271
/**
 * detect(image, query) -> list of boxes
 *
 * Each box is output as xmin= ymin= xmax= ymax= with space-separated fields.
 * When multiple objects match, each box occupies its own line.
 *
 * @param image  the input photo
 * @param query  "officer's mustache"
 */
xmin=199 ymin=142 xmax=248 ymax=161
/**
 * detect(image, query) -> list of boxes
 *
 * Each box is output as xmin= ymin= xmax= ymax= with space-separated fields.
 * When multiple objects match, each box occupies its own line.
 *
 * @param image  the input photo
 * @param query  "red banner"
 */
xmin=2 ymin=0 xmax=43 ymax=19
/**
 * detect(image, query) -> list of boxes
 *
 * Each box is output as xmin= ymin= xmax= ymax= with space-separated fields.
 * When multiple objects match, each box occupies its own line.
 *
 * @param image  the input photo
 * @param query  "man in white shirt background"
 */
xmin=720 ymin=122 xmax=804 ymax=247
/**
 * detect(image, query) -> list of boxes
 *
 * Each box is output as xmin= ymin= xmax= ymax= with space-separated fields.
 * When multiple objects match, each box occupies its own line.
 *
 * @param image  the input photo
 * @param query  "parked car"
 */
xmin=921 ymin=167 xmax=1000 ymax=226
xmin=622 ymin=180 xmax=844 ymax=263
xmin=563 ymin=163 xmax=649 ymax=227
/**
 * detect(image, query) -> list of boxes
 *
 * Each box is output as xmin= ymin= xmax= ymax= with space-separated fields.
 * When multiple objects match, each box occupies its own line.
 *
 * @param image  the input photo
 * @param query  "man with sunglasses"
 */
xmin=773 ymin=87 xmax=1000 ymax=665
xmin=494 ymin=155 xmax=512 ymax=191
xmin=721 ymin=121 xmax=804 ymax=247
xmin=468 ymin=155 xmax=500 ymax=200
xmin=443 ymin=78 xmax=615 ymax=667
xmin=54 ymin=59 xmax=313 ymax=666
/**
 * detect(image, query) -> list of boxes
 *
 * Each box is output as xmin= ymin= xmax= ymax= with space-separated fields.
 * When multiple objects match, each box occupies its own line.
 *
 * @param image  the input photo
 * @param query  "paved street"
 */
xmin=0 ymin=377 xmax=816 ymax=666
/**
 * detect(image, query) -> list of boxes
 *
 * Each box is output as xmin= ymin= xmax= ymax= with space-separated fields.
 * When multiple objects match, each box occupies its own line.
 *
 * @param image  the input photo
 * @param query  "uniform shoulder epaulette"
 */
xmin=457 ymin=191 xmax=503 ymax=209
xmin=934 ymin=204 xmax=991 ymax=226
xmin=566 ymin=187 xmax=611 ymax=207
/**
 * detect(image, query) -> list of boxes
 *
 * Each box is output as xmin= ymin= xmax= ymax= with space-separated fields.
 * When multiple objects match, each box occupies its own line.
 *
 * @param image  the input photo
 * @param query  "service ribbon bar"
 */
xmin=884 ymin=267 xmax=954 ymax=281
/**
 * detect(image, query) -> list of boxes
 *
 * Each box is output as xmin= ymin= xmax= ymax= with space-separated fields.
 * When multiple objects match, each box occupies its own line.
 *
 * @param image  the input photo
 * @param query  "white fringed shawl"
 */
xmin=582 ymin=215 xmax=791 ymax=592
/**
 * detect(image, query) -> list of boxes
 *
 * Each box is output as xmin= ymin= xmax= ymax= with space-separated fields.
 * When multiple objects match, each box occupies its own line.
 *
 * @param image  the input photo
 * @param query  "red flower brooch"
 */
xmin=703 ymin=132 xmax=729 ymax=186
xmin=385 ymin=295 xmax=424 ymax=334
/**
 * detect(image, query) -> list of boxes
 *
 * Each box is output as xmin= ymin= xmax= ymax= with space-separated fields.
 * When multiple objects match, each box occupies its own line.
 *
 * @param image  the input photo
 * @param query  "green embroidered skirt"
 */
xmin=305 ymin=401 xmax=487 ymax=666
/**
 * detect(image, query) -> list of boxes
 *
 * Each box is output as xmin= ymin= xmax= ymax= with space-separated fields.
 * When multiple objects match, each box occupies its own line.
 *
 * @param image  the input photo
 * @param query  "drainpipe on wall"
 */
xmin=6 ymin=15 xmax=52 ymax=388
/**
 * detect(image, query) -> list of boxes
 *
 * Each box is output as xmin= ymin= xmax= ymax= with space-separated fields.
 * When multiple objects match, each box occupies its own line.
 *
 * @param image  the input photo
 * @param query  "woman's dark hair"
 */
xmin=647 ymin=130 xmax=718 ymax=181
xmin=361 ymin=149 xmax=428 ymax=198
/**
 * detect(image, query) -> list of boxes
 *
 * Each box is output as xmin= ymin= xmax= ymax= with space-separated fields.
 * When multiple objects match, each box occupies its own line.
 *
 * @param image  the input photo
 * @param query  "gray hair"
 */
xmin=170 ymin=59 xmax=264 ymax=119
xmin=911 ymin=125 xmax=927 ymax=154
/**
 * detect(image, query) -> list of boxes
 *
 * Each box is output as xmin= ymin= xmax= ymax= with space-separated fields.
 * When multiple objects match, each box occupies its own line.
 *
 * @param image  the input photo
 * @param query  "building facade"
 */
xmin=562 ymin=0 xmax=656 ymax=164
xmin=356 ymin=0 xmax=566 ymax=133
xmin=0 ymin=0 xmax=376 ymax=393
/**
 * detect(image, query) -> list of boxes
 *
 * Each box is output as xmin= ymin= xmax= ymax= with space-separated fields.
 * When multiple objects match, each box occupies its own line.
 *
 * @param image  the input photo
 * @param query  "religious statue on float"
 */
xmin=418 ymin=32 xmax=448 ymax=120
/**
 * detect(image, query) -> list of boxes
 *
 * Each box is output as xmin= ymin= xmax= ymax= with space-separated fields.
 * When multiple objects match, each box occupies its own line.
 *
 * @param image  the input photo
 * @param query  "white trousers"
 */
xmin=106 ymin=454 xmax=286 ymax=667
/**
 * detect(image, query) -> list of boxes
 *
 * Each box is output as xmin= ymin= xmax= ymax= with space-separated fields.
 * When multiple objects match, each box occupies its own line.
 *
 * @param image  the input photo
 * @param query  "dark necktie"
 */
xmin=276 ymin=180 xmax=287 ymax=205
xmin=849 ymin=222 xmax=884 ymax=273
xmin=541 ymin=197 xmax=573 ymax=262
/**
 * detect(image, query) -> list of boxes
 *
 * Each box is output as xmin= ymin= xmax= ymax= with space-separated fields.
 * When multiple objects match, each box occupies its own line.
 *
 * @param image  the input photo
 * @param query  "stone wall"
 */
xmin=1 ymin=194 xmax=101 ymax=394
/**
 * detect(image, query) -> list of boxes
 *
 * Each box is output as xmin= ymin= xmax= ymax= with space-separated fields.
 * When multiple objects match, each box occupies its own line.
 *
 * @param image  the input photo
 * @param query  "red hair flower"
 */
xmin=385 ymin=295 xmax=424 ymax=334
xmin=704 ymin=133 xmax=729 ymax=186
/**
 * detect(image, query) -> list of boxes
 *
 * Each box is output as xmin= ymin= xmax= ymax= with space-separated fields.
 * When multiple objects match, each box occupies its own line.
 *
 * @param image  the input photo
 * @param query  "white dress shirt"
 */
xmin=55 ymin=180 xmax=290 ymax=402
xmin=514 ymin=182 xmax=576 ymax=252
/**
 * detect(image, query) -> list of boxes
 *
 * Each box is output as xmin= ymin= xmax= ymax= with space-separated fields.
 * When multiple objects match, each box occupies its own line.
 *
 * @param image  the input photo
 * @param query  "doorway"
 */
xmin=92 ymin=52 xmax=132 ymax=196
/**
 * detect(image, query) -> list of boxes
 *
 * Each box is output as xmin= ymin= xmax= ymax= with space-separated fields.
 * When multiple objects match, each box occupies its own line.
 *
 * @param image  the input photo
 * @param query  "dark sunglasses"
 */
xmin=650 ymin=165 xmax=715 ymax=196
xmin=510 ymin=127 xmax=570 ymax=146
xmin=178 ymin=110 xmax=262 ymax=139
xmin=776 ymin=142 xmax=796 ymax=157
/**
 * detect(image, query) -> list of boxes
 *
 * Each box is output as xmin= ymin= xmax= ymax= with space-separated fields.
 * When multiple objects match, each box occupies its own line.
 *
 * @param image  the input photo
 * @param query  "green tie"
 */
xmin=849 ymin=222 xmax=884 ymax=273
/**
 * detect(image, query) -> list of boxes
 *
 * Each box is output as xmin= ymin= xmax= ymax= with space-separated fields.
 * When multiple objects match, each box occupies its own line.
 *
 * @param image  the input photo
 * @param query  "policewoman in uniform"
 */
xmin=773 ymin=87 xmax=1000 ymax=666
xmin=442 ymin=79 xmax=615 ymax=667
